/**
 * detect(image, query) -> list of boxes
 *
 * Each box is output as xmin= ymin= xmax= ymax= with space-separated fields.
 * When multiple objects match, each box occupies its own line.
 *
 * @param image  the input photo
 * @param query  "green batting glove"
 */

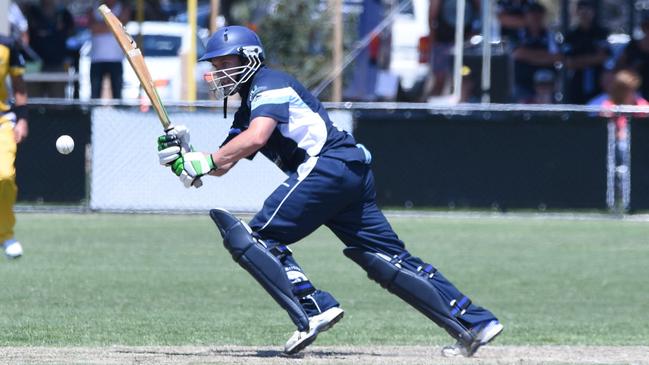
xmin=172 ymin=152 xmax=217 ymax=186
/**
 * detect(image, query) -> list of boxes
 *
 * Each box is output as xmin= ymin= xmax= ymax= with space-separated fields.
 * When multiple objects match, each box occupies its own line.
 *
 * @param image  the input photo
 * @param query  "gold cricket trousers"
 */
xmin=0 ymin=115 xmax=17 ymax=243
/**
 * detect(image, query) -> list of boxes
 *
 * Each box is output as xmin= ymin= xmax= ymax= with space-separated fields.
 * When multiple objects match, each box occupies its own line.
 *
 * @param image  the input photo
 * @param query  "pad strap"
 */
xmin=417 ymin=264 xmax=437 ymax=278
xmin=292 ymin=280 xmax=316 ymax=298
xmin=450 ymin=296 xmax=472 ymax=317
xmin=269 ymin=244 xmax=292 ymax=260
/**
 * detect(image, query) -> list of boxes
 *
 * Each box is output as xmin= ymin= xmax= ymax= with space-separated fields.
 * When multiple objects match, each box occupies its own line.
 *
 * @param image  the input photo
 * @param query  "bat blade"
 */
xmin=98 ymin=5 xmax=204 ymax=188
xmin=98 ymin=4 xmax=172 ymax=130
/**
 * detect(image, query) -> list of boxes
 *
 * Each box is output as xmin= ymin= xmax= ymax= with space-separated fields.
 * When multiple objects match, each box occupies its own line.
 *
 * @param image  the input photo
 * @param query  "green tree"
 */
xmin=256 ymin=1 xmax=333 ymax=89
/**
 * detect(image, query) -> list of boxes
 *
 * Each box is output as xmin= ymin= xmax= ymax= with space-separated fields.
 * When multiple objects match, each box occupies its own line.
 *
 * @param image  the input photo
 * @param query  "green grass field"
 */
xmin=1 ymin=213 xmax=648 ymax=348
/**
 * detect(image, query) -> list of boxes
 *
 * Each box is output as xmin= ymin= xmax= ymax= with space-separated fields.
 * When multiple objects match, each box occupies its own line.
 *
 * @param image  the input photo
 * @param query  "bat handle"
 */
xmin=165 ymin=124 xmax=204 ymax=188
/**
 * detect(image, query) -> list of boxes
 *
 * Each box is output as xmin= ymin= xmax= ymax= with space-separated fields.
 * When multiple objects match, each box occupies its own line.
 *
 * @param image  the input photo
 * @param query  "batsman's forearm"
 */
xmin=210 ymin=131 xmax=264 ymax=168
xmin=209 ymin=162 xmax=234 ymax=176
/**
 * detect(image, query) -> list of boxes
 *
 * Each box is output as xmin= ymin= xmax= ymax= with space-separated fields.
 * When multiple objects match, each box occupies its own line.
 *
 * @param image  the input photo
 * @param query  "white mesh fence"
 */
xmin=90 ymin=107 xmax=353 ymax=212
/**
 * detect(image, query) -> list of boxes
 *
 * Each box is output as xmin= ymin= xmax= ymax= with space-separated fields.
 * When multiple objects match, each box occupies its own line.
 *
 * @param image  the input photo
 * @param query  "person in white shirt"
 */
xmin=87 ymin=0 xmax=131 ymax=99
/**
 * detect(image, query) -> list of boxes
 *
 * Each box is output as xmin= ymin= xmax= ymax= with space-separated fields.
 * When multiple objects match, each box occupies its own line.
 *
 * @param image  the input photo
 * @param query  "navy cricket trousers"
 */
xmin=249 ymin=156 xmax=496 ymax=329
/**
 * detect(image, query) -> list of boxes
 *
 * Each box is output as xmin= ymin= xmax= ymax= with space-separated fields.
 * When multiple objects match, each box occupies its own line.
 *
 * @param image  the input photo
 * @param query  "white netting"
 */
xmin=89 ymin=106 xmax=354 ymax=212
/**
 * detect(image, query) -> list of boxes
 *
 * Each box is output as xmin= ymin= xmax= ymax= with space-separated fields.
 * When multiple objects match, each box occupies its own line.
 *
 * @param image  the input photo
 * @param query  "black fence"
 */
xmin=11 ymin=102 xmax=649 ymax=212
xmin=354 ymin=110 xmax=610 ymax=210
xmin=15 ymin=105 xmax=91 ymax=203
xmin=630 ymin=118 xmax=649 ymax=211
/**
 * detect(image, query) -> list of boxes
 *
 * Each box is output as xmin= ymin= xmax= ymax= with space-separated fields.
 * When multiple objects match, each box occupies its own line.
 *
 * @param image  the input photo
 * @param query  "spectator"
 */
xmin=602 ymin=70 xmax=649 ymax=126
xmin=615 ymin=10 xmax=649 ymax=100
xmin=562 ymin=0 xmax=610 ymax=104
xmin=600 ymin=69 xmax=647 ymax=204
xmin=25 ymin=0 xmax=75 ymax=72
xmin=427 ymin=0 xmax=481 ymax=97
xmin=496 ymin=0 xmax=531 ymax=44
xmin=87 ymin=0 xmax=131 ymax=99
xmin=511 ymin=2 xmax=562 ymax=103
xmin=524 ymin=69 xmax=556 ymax=104
xmin=602 ymin=69 xmax=648 ymax=141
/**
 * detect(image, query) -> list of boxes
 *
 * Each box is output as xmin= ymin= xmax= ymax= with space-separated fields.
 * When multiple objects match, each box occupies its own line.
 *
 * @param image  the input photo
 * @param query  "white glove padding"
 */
xmin=177 ymin=169 xmax=203 ymax=188
xmin=157 ymin=125 xmax=191 ymax=166
xmin=172 ymin=152 xmax=215 ymax=188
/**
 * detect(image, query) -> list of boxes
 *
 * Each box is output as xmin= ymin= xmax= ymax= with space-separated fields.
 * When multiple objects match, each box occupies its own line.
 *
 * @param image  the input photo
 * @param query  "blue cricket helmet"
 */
xmin=200 ymin=26 xmax=265 ymax=100
xmin=199 ymin=25 xmax=265 ymax=62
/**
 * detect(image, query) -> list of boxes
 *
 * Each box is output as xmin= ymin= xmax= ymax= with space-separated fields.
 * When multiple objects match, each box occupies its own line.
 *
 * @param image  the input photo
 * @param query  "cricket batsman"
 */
xmin=1 ymin=34 xmax=28 ymax=259
xmin=157 ymin=26 xmax=503 ymax=357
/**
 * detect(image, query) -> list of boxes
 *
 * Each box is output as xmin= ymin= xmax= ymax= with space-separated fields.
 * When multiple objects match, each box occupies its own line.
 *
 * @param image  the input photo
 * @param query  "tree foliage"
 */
xmin=256 ymin=0 xmax=333 ymax=89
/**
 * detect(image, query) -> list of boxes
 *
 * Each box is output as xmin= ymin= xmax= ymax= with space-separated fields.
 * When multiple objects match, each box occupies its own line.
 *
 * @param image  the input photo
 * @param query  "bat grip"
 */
xmin=165 ymin=124 xmax=204 ymax=188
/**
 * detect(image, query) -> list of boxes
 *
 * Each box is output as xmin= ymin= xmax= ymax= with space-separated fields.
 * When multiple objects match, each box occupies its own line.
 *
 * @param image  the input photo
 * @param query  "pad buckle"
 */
xmin=390 ymin=252 xmax=410 ymax=268
xmin=450 ymin=296 xmax=472 ymax=317
xmin=417 ymin=264 xmax=436 ymax=279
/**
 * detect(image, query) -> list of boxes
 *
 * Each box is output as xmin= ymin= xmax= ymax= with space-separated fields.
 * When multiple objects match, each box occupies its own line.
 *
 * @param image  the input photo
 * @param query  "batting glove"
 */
xmin=157 ymin=125 xmax=191 ymax=166
xmin=172 ymin=152 xmax=217 ymax=188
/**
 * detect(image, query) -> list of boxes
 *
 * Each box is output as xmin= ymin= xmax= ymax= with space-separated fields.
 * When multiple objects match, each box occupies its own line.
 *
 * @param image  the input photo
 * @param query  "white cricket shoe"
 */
xmin=441 ymin=320 xmax=503 ymax=357
xmin=3 ymin=239 xmax=23 ymax=259
xmin=284 ymin=306 xmax=344 ymax=355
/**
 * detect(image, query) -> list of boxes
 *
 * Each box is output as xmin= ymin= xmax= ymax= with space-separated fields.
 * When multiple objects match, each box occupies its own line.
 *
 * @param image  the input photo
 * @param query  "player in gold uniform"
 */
xmin=0 ymin=35 xmax=28 ymax=259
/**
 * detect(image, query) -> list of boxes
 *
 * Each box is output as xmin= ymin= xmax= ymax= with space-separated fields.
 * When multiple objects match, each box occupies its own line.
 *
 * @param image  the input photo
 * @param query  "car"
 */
xmin=78 ymin=21 xmax=212 ymax=101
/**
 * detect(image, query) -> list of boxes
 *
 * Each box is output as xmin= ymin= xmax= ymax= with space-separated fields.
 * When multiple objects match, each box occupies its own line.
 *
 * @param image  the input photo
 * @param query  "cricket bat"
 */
xmin=99 ymin=5 xmax=202 ymax=187
xmin=98 ymin=4 xmax=172 ymax=130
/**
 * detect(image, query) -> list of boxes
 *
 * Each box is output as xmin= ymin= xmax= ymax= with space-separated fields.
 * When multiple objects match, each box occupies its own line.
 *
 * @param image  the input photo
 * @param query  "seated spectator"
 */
xmin=601 ymin=70 xmax=648 ymax=150
xmin=616 ymin=10 xmax=649 ymax=100
xmin=524 ymin=69 xmax=556 ymax=104
xmin=496 ymin=0 xmax=531 ymax=44
xmin=603 ymin=69 xmax=648 ymax=107
xmin=511 ymin=2 xmax=562 ymax=103
xmin=25 ymin=0 xmax=75 ymax=72
xmin=427 ymin=0 xmax=481 ymax=97
xmin=563 ymin=0 xmax=610 ymax=104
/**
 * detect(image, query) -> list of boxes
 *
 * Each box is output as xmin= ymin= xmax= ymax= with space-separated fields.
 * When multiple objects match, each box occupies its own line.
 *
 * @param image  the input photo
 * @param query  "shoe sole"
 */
xmin=315 ymin=308 xmax=344 ymax=333
xmin=467 ymin=323 xmax=504 ymax=357
xmin=284 ymin=310 xmax=345 ymax=355
xmin=284 ymin=332 xmax=318 ymax=355
xmin=479 ymin=322 xmax=504 ymax=345
xmin=442 ymin=322 xmax=504 ymax=358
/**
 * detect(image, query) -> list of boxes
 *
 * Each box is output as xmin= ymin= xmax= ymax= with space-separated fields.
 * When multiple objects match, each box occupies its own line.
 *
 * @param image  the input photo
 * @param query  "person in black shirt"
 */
xmin=563 ymin=0 xmax=610 ymax=104
xmin=25 ymin=0 xmax=74 ymax=72
xmin=427 ymin=0 xmax=480 ymax=96
xmin=511 ymin=2 xmax=562 ymax=102
xmin=496 ymin=0 xmax=530 ymax=44
xmin=616 ymin=11 xmax=649 ymax=100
